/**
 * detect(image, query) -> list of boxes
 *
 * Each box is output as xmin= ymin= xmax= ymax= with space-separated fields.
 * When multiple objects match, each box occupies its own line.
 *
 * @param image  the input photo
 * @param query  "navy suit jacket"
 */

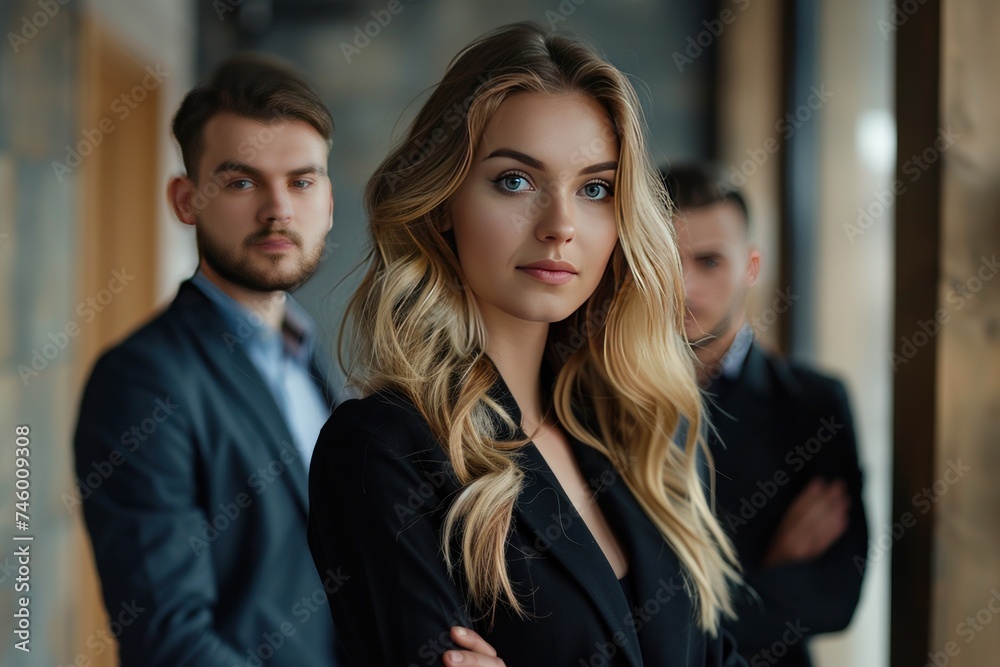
xmin=308 ymin=373 xmax=747 ymax=666
xmin=74 ymin=280 xmax=341 ymax=666
xmin=706 ymin=344 xmax=868 ymax=667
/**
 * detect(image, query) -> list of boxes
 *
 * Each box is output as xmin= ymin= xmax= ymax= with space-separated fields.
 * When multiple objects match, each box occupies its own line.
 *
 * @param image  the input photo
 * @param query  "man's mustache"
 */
xmin=244 ymin=228 xmax=302 ymax=247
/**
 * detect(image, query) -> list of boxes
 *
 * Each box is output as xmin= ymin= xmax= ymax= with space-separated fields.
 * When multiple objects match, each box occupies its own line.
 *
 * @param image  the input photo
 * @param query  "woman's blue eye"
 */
xmin=495 ymin=173 xmax=531 ymax=193
xmin=581 ymin=181 xmax=612 ymax=200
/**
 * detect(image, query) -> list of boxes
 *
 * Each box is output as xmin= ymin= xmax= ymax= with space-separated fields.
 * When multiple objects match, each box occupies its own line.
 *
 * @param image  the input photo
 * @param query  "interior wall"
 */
xmin=82 ymin=0 xmax=198 ymax=302
xmin=932 ymin=0 xmax=1000 ymax=663
xmin=0 ymin=2 xmax=78 ymax=664
xmin=811 ymin=0 xmax=893 ymax=665
xmin=716 ymin=0 xmax=783 ymax=352
xmin=0 ymin=1 xmax=194 ymax=665
xmin=719 ymin=0 xmax=893 ymax=664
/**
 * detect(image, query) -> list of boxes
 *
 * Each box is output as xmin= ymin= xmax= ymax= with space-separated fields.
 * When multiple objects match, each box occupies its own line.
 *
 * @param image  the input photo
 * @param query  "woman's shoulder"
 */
xmin=317 ymin=388 xmax=446 ymax=463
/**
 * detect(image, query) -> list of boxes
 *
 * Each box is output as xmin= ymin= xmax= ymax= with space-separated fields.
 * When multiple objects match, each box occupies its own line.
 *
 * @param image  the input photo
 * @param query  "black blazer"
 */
xmin=706 ymin=344 xmax=868 ymax=667
xmin=308 ymin=374 xmax=746 ymax=666
xmin=74 ymin=280 xmax=341 ymax=666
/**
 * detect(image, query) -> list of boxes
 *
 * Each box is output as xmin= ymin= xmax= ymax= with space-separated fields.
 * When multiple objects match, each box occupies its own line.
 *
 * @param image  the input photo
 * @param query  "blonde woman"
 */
xmin=309 ymin=22 xmax=745 ymax=667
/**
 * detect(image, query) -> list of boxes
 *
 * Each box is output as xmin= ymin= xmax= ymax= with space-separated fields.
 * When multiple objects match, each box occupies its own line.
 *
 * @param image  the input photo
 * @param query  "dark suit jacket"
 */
xmin=74 ymin=280 xmax=341 ymax=666
xmin=308 ymin=374 xmax=747 ymax=667
xmin=706 ymin=344 xmax=868 ymax=667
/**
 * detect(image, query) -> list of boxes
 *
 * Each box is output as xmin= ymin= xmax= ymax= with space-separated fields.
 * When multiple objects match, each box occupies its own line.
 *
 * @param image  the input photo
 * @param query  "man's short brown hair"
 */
xmin=660 ymin=163 xmax=750 ymax=232
xmin=171 ymin=53 xmax=333 ymax=179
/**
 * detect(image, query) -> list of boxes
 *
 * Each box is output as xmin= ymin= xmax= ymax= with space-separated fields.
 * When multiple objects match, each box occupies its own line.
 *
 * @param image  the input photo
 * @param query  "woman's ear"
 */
xmin=438 ymin=210 xmax=453 ymax=233
xmin=167 ymin=176 xmax=198 ymax=226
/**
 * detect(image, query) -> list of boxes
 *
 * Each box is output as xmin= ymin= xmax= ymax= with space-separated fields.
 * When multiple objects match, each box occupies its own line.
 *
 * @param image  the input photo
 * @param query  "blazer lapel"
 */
xmin=172 ymin=281 xmax=310 ymax=516
xmin=573 ymin=438 xmax=705 ymax=665
xmin=514 ymin=442 xmax=644 ymax=667
xmin=484 ymin=371 xmax=643 ymax=667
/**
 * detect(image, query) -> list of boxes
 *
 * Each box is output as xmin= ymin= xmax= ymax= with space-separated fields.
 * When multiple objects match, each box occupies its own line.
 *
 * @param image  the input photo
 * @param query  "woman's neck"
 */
xmin=479 ymin=307 xmax=550 ymax=430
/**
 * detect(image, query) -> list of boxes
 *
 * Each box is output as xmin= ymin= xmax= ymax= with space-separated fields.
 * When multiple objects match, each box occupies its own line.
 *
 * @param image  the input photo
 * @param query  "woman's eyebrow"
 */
xmin=483 ymin=149 xmax=618 ymax=176
xmin=579 ymin=160 xmax=618 ymax=176
xmin=483 ymin=148 xmax=543 ymax=170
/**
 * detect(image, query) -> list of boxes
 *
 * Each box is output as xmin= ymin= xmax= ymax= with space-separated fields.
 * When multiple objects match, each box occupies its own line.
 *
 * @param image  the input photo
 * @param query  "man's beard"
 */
xmin=686 ymin=310 xmax=733 ymax=349
xmin=685 ymin=293 xmax=747 ymax=349
xmin=196 ymin=222 xmax=326 ymax=292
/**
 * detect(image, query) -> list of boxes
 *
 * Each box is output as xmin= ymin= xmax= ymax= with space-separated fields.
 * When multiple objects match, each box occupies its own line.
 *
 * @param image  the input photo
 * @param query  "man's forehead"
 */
xmin=196 ymin=115 xmax=328 ymax=174
xmin=674 ymin=204 xmax=746 ymax=245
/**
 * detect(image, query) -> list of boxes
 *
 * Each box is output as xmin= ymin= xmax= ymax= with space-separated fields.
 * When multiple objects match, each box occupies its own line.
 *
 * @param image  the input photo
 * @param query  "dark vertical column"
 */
xmin=778 ymin=0 xmax=821 ymax=360
xmin=891 ymin=1 xmax=941 ymax=665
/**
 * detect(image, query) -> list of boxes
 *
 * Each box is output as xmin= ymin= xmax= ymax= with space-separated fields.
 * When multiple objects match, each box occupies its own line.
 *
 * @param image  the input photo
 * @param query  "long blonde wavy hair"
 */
xmin=342 ymin=22 xmax=739 ymax=633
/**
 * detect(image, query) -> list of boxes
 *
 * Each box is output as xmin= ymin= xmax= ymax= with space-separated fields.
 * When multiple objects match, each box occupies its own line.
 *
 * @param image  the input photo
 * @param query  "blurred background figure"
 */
xmin=663 ymin=163 xmax=868 ymax=666
xmin=73 ymin=55 xmax=343 ymax=666
xmin=2 ymin=1 xmax=997 ymax=666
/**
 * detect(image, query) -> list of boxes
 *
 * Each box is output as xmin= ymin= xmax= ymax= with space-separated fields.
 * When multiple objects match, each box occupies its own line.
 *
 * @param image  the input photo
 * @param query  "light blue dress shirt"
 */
xmin=719 ymin=322 xmax=754 ymax=381
xmin=191 ymin=271 xmax=331 ymax=472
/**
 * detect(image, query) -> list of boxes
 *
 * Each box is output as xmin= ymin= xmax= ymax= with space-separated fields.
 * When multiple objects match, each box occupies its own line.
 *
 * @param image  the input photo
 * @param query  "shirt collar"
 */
xmin=190 ymin=270 xmax=317 ymax=363
xmin=719 ymin=322 xmax=754 ymax=381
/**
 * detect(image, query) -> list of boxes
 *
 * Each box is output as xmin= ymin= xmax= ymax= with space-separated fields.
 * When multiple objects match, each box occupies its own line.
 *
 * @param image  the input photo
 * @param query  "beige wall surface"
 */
xmin=931 ymin=1 xmax=1000 ymax=665
xmin=0 ymin=1 xmax=194 ymax=665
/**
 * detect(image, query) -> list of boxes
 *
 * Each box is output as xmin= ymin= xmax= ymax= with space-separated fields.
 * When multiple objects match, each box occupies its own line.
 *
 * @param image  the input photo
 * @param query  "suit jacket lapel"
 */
xmin=172 ymin=281 xmax=310 ymax=516
xmin=513 ymin=442 xmax=644 ymax=667
xmin=572 ymin=439 xmax=703 ymax=664
xmin=484 ymin=371 xmax=643 ymax=667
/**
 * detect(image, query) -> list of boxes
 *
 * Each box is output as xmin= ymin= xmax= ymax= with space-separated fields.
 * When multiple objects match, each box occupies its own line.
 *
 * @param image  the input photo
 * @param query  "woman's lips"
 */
xmin=517 ymin=267 xmax=575 ymax=285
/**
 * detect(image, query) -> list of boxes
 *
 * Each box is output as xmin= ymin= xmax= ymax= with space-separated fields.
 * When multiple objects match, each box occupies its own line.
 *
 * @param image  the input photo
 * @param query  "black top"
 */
xmin=308 ymin=370 xmax=747 ymax=666
xmin=618 ymin=571 xmax=636 ymax=611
